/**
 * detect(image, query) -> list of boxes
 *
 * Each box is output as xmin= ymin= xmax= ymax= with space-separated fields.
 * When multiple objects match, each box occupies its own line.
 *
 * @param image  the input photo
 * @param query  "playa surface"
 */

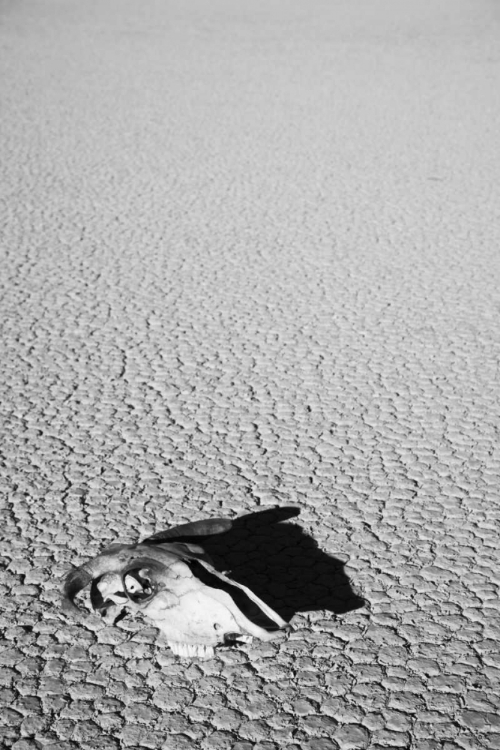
xmin=1 ymin=0 xmax=500 ymax=748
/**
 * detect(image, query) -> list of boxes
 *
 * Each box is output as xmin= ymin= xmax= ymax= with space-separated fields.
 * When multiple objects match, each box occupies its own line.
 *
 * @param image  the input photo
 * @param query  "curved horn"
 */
xmin=62 ymin=564 xmax=94 ymax=614
xmin=90 ymin=578 xmax=106 ymax=613
xmin=142 ymin=518 xmax=233 ymax=545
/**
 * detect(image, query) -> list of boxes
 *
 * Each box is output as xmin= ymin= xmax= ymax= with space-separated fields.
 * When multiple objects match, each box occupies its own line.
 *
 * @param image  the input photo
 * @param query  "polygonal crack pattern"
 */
xmin=2 ymin=0 xmax=500 ymax=748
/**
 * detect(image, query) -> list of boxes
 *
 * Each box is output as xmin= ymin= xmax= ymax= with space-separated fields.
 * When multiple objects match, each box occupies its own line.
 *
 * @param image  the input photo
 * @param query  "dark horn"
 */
xmin=142 ymin=518 xmax=233 ymax=545
xmin=62 ymin=565 xmax=94 ymax=614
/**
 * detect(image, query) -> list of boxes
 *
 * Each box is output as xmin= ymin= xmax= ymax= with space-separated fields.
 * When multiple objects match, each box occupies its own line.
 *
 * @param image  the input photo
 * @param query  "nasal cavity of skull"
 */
xmin=124 ymin=569 xmax=154 ymax=601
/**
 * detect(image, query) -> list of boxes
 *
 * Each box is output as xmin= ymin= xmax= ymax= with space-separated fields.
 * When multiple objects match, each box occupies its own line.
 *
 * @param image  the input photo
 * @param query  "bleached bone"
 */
xmin=62 ymin=518 xmax=289 ymax=658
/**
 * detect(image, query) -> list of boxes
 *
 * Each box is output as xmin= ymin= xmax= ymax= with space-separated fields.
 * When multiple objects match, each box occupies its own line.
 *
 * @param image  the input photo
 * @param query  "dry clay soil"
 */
xmin=1 ymin=1 xmax=500 ymax=749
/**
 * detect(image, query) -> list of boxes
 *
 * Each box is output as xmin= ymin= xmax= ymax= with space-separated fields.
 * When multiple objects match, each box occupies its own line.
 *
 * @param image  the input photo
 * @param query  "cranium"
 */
xmin=62 ymin=518 xmax=289 ymax=658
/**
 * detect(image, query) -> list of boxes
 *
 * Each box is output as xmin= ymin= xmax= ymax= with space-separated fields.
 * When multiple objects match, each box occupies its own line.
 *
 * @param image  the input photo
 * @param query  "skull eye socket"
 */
xmin=123 ymin=568 xmax=156 ymax=603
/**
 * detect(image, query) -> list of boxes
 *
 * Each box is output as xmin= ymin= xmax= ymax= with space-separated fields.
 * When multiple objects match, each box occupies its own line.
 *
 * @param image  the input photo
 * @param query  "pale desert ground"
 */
xmin=1 ymin=0 xmax=500 ymax=748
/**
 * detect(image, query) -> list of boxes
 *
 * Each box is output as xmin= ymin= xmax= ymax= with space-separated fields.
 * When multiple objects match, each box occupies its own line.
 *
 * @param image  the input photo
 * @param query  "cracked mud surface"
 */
xmin=1 ymin=0 xmax=500 ymax=748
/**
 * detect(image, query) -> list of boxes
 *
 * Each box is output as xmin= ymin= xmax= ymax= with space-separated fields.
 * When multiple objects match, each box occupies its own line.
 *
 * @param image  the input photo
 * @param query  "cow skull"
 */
xmin=62 ymin=518 xmax=289 ymax=658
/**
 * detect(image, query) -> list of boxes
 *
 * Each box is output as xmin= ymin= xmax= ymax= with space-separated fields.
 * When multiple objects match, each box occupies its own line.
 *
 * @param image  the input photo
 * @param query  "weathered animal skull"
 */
xmin=62 ymin=518 xmax=289 ymax=658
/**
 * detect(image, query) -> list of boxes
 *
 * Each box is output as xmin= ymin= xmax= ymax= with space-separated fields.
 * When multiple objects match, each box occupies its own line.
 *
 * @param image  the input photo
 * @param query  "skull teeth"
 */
xmin=168 ymin=641 xmax=215 ymax=659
